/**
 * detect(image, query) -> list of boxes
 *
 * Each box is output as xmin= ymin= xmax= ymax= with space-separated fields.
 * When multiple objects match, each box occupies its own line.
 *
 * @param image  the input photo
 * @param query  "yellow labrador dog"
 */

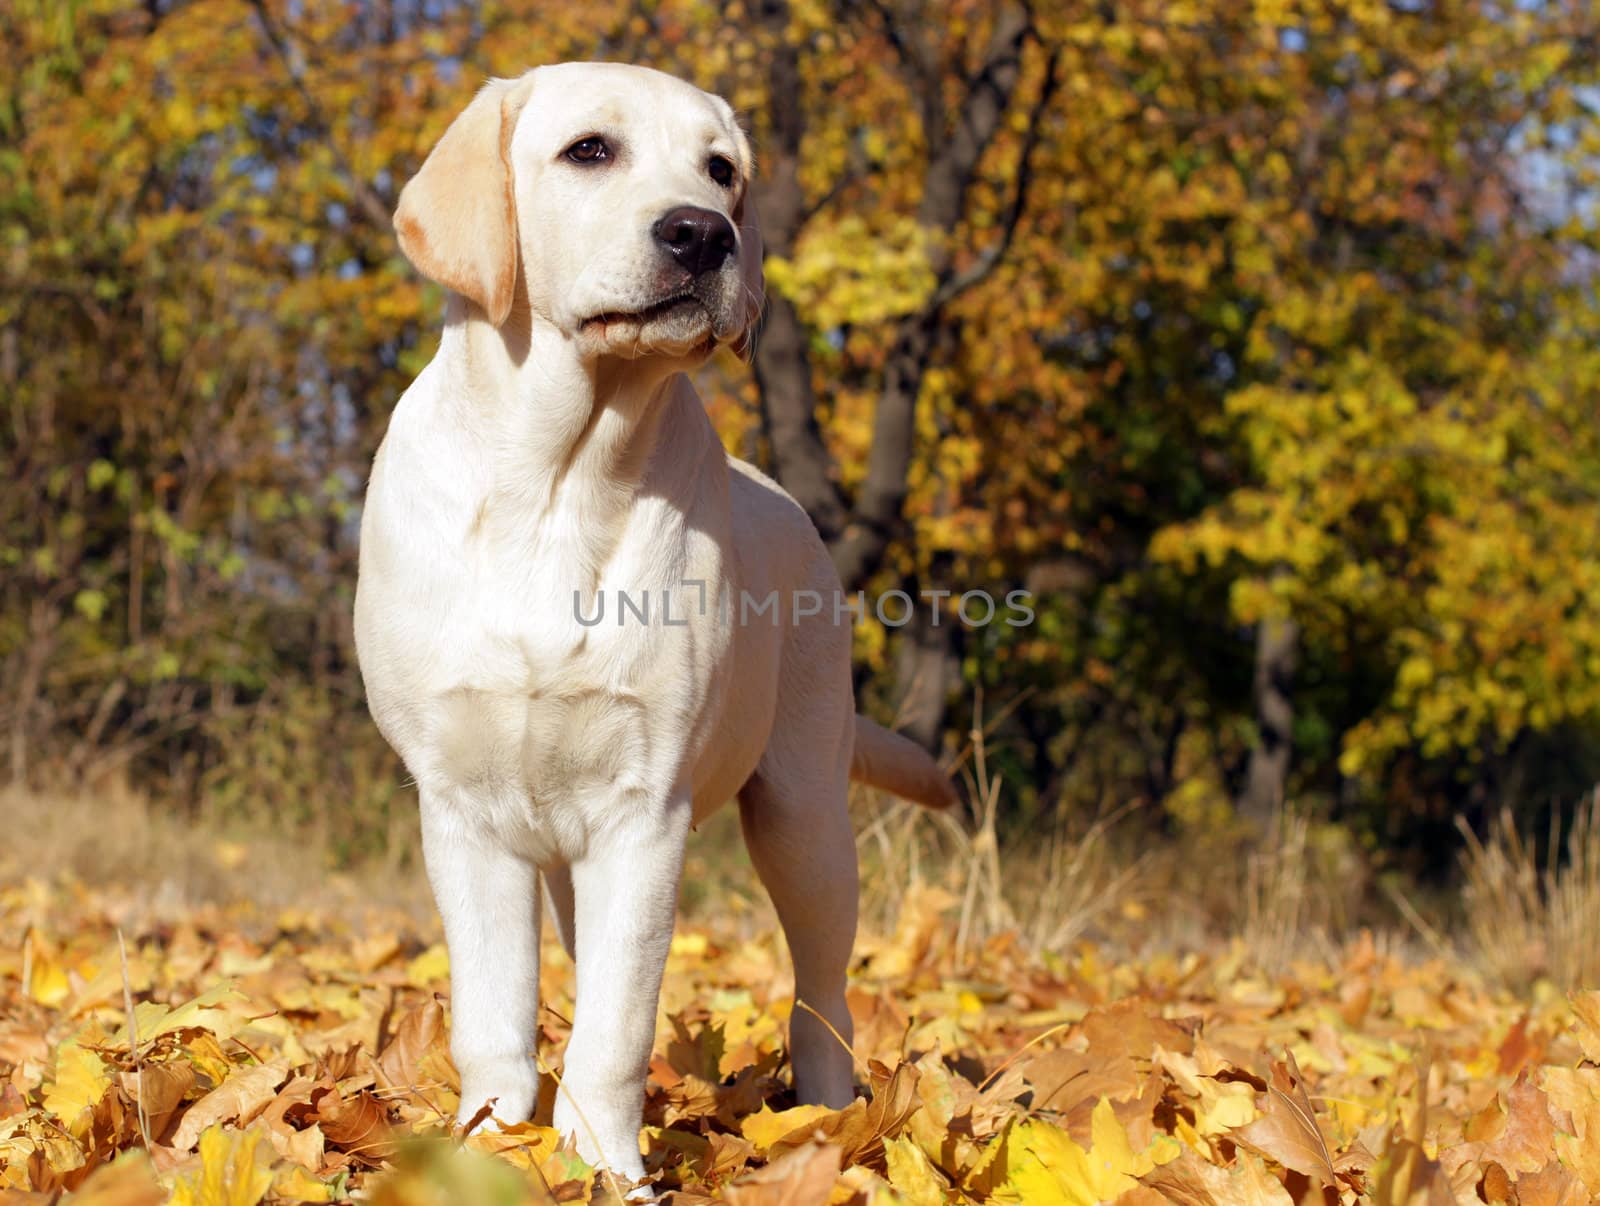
xmin=354 ymin=62 xmax=954 ymax=1185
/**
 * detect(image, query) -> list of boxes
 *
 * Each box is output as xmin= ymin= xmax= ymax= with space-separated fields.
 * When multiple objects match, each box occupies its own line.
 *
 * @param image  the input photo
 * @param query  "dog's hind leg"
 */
xmin=541 ymin=865 xmax=577 ymax=961
xmin=739 ymin=727 xmax=859 ymax=1108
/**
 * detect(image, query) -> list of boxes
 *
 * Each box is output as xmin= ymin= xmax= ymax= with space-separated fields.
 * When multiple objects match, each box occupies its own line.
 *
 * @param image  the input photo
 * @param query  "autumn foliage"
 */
xmin=6 ymin=879 xmax=1600 ymax=1203
xmin=1 ymin=0 xmax=1597 ymax=861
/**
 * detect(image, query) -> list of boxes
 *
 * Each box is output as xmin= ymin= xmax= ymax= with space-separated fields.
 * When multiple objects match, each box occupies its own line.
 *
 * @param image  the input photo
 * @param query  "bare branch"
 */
xmin=861 ymin=0 xmax=945 ymax=136
xmin=918 ymin=6 xmax=1031 ymax=232
xmin=798 ymin=146 xmax=873 ymax=228
xmin=933 ymin=44 xmax=1062 ymax=307
xmin=245 ymin=0 xmax=394 ymax=230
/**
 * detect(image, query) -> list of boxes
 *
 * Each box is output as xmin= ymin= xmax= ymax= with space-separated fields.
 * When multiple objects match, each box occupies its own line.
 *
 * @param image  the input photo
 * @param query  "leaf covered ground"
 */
xmin=3 ymin=879 xmax=1600 ymax=1205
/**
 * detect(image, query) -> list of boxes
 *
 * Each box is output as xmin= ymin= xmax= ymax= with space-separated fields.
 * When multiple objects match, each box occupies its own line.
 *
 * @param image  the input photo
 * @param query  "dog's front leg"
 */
xmin=420 ymin=795 xmax=541 ymax=1128
xmin=552 ymin=799 xmax=690 ymax=1183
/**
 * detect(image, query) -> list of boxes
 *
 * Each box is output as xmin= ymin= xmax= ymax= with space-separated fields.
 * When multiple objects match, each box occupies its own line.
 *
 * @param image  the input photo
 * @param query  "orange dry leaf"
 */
xmin=374 ymin=997 xmax=455 ymax=1114
xmin=721 ymin=1140 xmax=842 ymax=1206
xmin=119 ymin=1060 xmax=196 ymax=1139
xmin=1513 ymin=1162 xmax=1592 ymax=1206
xmin=1478 ymin=1075 xmax=1558 ymax=1175
xmin=1024 ymin=1046 xmax=1141 ymax=1114
xmin=170 ymin=1059 xmax=289 ymax=1151
xmin=306 ymin=1081 xmax=397 ymax=1165
xmin=767 ymin=1061 xmax=920 ymax=1170
xmin=58 ymin=1151 xmax=166 ymax=1205
xmin=1231 ymin=1050 xmax=1336 ymax=1186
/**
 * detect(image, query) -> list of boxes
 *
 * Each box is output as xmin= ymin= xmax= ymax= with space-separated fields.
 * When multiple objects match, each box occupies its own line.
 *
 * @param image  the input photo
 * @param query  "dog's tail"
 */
xmin=849 ymin=715 xmax=960 ymax=811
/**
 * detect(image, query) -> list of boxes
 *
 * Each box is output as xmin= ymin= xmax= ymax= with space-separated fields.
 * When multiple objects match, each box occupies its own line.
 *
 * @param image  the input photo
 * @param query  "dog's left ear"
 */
xmin=731 ymin=176 xmax=765 ymax=363
xmin=394 ymin=74 xmax=536 ymax=327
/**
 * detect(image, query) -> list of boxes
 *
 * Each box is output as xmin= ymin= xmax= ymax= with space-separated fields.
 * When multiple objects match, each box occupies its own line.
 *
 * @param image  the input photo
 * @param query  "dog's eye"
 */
xmin=566 ymin=137 xmax=610 ymax=164
xmin=708 ymin=155 xmax=736 ymax=188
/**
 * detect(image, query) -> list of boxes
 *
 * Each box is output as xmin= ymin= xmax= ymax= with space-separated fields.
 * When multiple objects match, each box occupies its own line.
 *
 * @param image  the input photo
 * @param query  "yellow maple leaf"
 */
xmin=739 ymin=1102 xmax=834 ymax=1152
xmin=993 ymin=1117 xmax=1102 ymax=1205
xmin=1088 ymin=1094 xmax=1182 ymax=1180
xmin=271 ymin=1165 xmax=335 ymax=1204
xmin=111 ymin=982 xmax=246 ymax=1048
xmin=465 ymin=1120 xmax=562 ymax=1170
xmin=169 ymin=1125 xmax=274 ymax=1206
xmin=884 ymin=1134 xmax=945 ymax=1206
xmin=994 ymin=1099 xmax=1180 ymax=1205
xmin=42 ymin=1041 xmax=110 ymax=1136
xmin=26 ymin=942 xmax=71 ymax=1007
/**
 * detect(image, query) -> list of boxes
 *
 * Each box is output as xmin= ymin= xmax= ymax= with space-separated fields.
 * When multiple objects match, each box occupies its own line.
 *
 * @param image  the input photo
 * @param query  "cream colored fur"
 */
xmin=354 ymin=62 xmax=954 ymax=1191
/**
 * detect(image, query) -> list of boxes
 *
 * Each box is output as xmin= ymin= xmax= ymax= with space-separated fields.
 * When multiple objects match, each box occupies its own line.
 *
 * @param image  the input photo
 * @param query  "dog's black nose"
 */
xmin=653 ymin=206 xmax=736 ymax=277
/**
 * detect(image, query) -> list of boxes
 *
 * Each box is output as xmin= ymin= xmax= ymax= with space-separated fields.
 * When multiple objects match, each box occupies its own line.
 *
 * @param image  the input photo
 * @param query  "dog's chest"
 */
xmin=427 ymin=668 xmax=650 ymax=812
xmin=355 ymin=378 xmax=741 ymax=846
xmin=367 ymin=513 xmax=728 ymax=821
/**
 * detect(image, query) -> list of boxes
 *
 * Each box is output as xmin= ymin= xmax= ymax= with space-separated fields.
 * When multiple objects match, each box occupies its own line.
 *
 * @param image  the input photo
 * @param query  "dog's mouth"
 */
xmin=582 ymin=293 xmax=705 ymax=329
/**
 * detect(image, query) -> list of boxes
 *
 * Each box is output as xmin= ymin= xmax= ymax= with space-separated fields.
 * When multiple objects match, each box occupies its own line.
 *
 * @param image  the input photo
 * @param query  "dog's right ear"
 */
xmin=394 ymin=74 xmax=535 ymax=327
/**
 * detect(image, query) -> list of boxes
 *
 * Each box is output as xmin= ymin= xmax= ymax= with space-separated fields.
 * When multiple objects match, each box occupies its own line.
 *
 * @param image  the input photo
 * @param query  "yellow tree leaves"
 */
xmin=1121 ymin=0 xmax=1600 ymax=808
xmin=765 ymin=217 xmax=940 ymax=331
xmin=169 ymin=1127 xmax=275 ymax=1206
xmin=1155 ymin=316 xmax=1600 ymax=783
xmin=992 ymin=1100 xmax=1182 ymax=1204
xmin=936 ymin=0 xmax=1600 ymax=821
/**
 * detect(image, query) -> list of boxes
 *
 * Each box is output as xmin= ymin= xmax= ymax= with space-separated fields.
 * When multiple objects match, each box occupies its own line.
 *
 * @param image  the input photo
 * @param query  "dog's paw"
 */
xmin=455 ymin=1063 xmax=538 ymax=1133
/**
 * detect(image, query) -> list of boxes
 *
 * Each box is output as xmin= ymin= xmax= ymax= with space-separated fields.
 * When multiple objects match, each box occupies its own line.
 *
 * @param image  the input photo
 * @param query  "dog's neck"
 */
xmin=432 ymin=296 xmax=703 ymax=567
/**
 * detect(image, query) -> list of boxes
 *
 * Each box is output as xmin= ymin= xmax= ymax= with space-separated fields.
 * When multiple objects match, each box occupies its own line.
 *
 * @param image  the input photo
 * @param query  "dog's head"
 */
xmin=394 ymin=63 xmax=763 ymax=364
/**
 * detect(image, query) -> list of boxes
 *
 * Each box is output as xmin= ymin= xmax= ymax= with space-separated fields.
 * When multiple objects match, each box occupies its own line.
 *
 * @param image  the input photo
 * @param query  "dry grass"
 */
xmin=853 ymin=789 xmax=1146 ymax=955
xmin=0 ymin=770 xmax=1347 ymax=975
xmin=1241 ymin=807 xmax=1312 ymax=973
xmin=1459 ymin=788 xmax=1600 ymax=989
xmin=25 ymin=764 xmax=1593 ymax=991
xmin=0 ymin=780 xmax=429 ymax=919
xmin=854 ymin=713 xmax=1383 ymax=973
xmin=854 ymin=707 xmax=1148 ymax=959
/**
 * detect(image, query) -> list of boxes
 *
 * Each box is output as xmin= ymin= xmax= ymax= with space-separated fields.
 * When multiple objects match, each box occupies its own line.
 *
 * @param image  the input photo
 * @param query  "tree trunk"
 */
xmin=745 ymin=0 xmax=1045 ymax=749
xmin=829 ymin=312 xmax=937 ymax=592
xmin=751 ymin=291 xmax=848 ymax=543
xmin=1237 ymin=614 xmax=1300 ymax=825
xmin=889 ymin=576 xmax=957 ymax=752
xmin=750 ymin=0 xmax=1039 ymax=597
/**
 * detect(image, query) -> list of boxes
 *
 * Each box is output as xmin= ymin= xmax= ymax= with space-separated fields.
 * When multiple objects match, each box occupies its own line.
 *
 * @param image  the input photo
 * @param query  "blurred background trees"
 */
xmin=3 ymin=0 xmax=1597 ymax=878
